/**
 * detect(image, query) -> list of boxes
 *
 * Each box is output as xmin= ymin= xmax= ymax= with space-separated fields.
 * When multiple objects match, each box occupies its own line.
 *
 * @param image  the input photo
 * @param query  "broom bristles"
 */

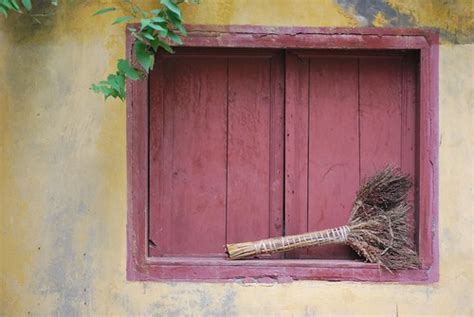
xmin=225 ymin=166 xmax=420 ymax=271
xmin=347 ymin=166 xmax=419 ymax=271
xmin=347 ymin=203 xmax=419 ymax=271
xmin=226 ymin=242 xmax=256 ymax=260
xmin=350 ymin=166 xmax=412 ymax=221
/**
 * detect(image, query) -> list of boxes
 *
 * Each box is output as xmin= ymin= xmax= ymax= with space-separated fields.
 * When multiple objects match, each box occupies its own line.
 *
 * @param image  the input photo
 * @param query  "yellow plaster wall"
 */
xmin=1 ymin=1 xmax=473 ymax=316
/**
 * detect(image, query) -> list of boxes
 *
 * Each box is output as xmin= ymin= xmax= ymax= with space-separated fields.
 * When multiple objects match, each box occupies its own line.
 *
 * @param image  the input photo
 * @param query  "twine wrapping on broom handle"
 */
xmin=226 ymin=225 xmax=350 ymax=260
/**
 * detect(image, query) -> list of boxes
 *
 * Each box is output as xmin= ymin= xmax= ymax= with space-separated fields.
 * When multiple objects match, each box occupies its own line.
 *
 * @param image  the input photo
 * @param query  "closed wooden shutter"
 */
xmin=148 ymin=49 xmax=284 ymax=257
xmin=148 ymin=48 xmax=418 ymax=260
xmin=285 ymin=51 xmax=418 ymax=259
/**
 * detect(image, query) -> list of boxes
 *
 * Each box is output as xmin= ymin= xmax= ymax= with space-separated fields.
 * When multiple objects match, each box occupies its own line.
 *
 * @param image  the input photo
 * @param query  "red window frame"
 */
xmin=127 ymin=26 xmax=439 ymax=283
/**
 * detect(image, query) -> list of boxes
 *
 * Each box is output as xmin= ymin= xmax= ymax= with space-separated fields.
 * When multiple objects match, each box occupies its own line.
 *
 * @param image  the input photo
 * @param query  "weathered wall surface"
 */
xmin=1 ymin=1 xmax=473 ymax=315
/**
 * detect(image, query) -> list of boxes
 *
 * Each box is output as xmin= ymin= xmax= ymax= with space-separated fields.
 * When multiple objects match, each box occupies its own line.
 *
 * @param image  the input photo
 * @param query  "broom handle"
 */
xmin=226 ymin=225 xmax=350 ymax=260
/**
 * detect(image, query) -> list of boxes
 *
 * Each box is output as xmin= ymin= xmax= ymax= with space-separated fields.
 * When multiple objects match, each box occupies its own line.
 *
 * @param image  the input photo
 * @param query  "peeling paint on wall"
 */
xmin=336 ymin=0 xmax=413 ymax=27
xmin=335 ymin=0 xmax=474 ymax=43
xmin=1 ymin=0 xmax=473 ymax=316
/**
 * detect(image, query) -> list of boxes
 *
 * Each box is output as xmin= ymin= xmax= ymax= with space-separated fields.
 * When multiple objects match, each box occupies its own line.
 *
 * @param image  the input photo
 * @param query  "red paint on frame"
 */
xmin=127 ymin=26 xmax=439 ymax=283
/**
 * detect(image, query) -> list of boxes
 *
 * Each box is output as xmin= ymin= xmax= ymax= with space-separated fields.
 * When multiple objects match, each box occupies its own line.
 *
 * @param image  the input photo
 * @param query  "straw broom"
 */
xmin=225 ymin=167 xmax=419 ymax=271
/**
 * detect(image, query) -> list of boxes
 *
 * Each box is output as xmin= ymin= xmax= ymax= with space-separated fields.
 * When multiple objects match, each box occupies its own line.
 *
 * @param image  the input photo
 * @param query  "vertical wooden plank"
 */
xmin=418 ymin=44 xmax=438 ymax=270
xmin=285 ymin=51 xmax=309 ymax=258
xmin=126 ymin=32 xmax=149 ymax=277
xmin=150 ymin=56 xmax=228 ymax=256
xmin=401 ymin=53 xmax=418 ymax=246
xmin=148 ymin=55 xmax=163 ymax=257
xmin=359 ymin=57 xmax=403 ymax=178
xmin=226 ymin=54 xmax=284 ymax=244
xmin=269 ymin=53 xmax=285 ymax=239
xmin=306 ymin=57 xmax=360 ymax=259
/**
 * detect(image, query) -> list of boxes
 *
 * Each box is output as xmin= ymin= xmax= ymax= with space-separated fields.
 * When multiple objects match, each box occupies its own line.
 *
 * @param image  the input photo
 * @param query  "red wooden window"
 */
xmin=127 ymin=26 xmax=439 ymax=283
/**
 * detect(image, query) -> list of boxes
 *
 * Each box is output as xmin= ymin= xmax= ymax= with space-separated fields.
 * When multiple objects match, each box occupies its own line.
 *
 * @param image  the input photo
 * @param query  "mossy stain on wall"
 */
xmin=336 ymin=0 xmax=474 ymax=43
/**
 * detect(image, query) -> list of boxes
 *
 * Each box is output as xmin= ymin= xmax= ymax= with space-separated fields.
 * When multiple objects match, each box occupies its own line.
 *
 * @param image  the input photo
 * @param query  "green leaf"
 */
xmin=91 ymin=0 xmax=197 ymax=101
xmin=160 ymin=0 xmax=181 ymax=18
xmin=114 ymin=74 xmax=126 ymax=95
xmin=134 ymin=42 xmax=154 ymax=72
xmin=10 ymin=0 xmax=20 ymax=11
xmin=150 ymin=16 xmax=166 ymax=23
xmin=132 ymin=32 xmax=145 ymax=42
xmin=93 ymin=6 xmax=116 ymax=16
xmin=112 ymin=15 xmax=134 ymax=25
xmin=150 ymin=39 xmax=174 ymax=54
xmin=1 ymin=0 xmax=20 ymax=12
xmin=166 ymin=10 xmax=184 ymax=30
xmin=106 ymin=74 xmax=120 ymax=92
xmin=90 ymin=83 xmax=101 ymax=93
xmin=117 ymin=59 xmax=142 ymax=80
xmin=167 ymin=31 xmax=183 ymax=45
xmin=139 ymin=18 xmax=150 ymax=30
xmin=142 ymin=31 xmax=155 ymax=41
xmin=21 ymin=0 xmax=31 ymax=10
xmin=51 ymin=0 xmax=58 ymax=6
xmin=166 ymin=8 xmax=182 ymax=21
xmin=176 ymin=22 xmax=187 ymax=35
xmin=107 ymin=74 xmax=126 ymax=97
xmin=148 ymin=23 xmax=167 ymax=33
xmin=149 ymin=38 xmax=160 ymax=51
xmin=140 ymin=18 xmax=164 ymax=31
xmin=91 ymin=84 xmax=114 ymax=100
xmin=159 ymin=41 xmax=174 ymax=54
xmin=91 ymin=73 xmax=125 ymax=101
xmin=0 ymin=6 xmax=8 ymax=17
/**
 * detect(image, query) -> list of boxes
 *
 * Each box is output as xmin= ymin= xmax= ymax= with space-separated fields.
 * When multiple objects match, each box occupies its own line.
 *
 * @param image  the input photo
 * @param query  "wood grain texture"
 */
xmin=359 ymin=57 xmax=403 ymax=178
xmin=401 ymin=53 xmax=418 ymax=246
xmin=268 ymin=53 xmax=285 ymax=242
xmin=285 ymin=52 xmax=418 ymax=261
xmin=149 ymin=56 xmax=228 ymax=256
xmin=284 ymin=51 xmax=309 ymax=258
xmin=418 ymin=45 xmax=439 ymax=271
xmin=149 ymin=49 xmax=284 ymax=257
xmin=126 ymin=31 xmax=149 ymax=279
xmin=226 ymin=57 xmax=271 ymax=243
xmin=226 ymin=54 xmax=284 ymax=244
xmin=306 ymin=57 xmax=360 ymax=259
xmin=135 ymin=257 xmax=432 ymax=283
xmin=179 ymin=25 xmax=432 ymax=49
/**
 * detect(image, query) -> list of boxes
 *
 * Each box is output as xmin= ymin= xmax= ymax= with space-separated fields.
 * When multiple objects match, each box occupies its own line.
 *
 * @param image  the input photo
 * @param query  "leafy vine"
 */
xmin=0 ymin=0 xmax=198 ymax=100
